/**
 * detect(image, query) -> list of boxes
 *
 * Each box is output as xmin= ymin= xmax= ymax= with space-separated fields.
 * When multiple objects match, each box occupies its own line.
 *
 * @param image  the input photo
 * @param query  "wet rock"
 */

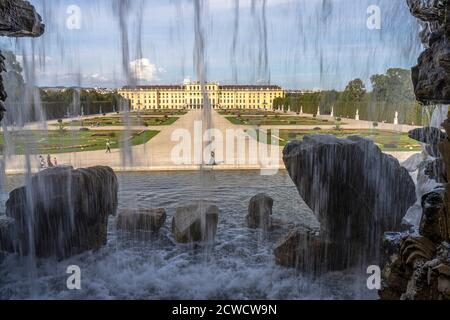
xmin=274 ymin=227 xmax=358 ymax=273
xmin=172 ymin=201 xmax=219 ymax=243
xmin=379 ymin=254 xmax=409 ymax=300
xmin=0 ymin=0 xmax=45 ymax=37
xmin=0 ymin=1 xmax=44 ymax=122
xmin=404 ymin=159 xmax=443 ymax=228
xmin=0 ymin=215 xmax=14 ymax=253
xmin=381 ymin=232 xmax=410 ymax=265
xmin=274 ymin=228 xmax=312 ymax=269
xmin=424 ymin=158 xmax=447 ymax=183
xmin=425 ymin=144 xmax=441 ymax=158
xmin=5 ymin=166 xmax=118 ymax=259
xmin=117 ymin=208 xmax=166 ymax=232
xmin=385 ymin=1 xmax=450 ymax=300
xmin=407 ymin=0 xmax=446 ymax=25
xmin=283 ymin=135 xmax=416 ymax=268
xmin=407 ymin=0 xmax=450 ymax=104
xmin=402 ymin=152 xmax=427 ymax=172
xmin=420 ymin=188 xmax=447 ymax=243
xmin=408 ymin=127 xmax=447 ymax=145
xmin=434 ymin=263 xmax=450 ymax=276
xmin=437 ymin=275 xmax=450 ymax=297
xmin=246 ymin=193 xmax=273 ymax=230
xmin=379 ymin=234 xmax=450 ymax=300
xmin=412 ymin=34 xmax=450 ymax=104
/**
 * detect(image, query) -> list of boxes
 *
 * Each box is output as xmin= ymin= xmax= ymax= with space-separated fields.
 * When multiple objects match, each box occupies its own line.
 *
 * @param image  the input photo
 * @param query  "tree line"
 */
xmin=1 ymin=50 xmax=122 ymax=126
xmin=273 ymin=68 xmax=423 ymax=125
xmin=1 ymin=50 xmax=424 ymax=126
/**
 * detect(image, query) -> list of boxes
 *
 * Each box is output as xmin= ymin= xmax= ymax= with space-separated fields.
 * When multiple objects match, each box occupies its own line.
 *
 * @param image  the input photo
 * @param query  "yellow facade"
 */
xmin=118 ymin=83 xmax=284 ymax=110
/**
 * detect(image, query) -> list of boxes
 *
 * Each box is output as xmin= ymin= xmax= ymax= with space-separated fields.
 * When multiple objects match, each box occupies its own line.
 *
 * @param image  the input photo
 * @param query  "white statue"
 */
xmin=316 ymin=106 xmax=321 ymax=117
xmin=300 ymin=106 xmax=303 ymax=115
xmin=355 ymin=109 xmax=360 ymax=121
xmin=394 ymin=111 xmax=399 ymax=125
xmin=330 ymin=106 xmax=334 ymax=118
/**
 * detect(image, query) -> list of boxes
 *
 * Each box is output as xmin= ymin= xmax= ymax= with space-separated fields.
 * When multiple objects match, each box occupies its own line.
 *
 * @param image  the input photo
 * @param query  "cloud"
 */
xmin=129 ymin=58 xmax=163 ymax=83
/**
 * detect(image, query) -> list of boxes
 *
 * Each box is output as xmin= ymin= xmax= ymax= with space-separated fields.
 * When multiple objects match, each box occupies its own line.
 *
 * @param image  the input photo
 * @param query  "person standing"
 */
xmin=209 ymin=150 xmax=216 ymax=166
xmin=106 ymin=140 xmax=111 ymax=153
xmin=54 ymin=157 xmax=58 ymax=166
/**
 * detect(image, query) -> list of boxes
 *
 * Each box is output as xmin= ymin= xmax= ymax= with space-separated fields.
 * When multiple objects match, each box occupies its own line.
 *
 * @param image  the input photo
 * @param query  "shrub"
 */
xmin=80 ymin=127 xmax=90 ymax=132
xmin=336 ymin=117 xmax=342 ymax=122
xmin=373 ymin=122 xmax=379 ymax=128
xmin=313 ymin=127 xmax=321 ymax=131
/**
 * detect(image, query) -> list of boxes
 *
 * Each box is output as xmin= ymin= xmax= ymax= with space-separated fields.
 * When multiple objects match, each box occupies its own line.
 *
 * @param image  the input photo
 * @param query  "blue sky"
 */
xmin=0 ymin=0 xmax=422 ymax=90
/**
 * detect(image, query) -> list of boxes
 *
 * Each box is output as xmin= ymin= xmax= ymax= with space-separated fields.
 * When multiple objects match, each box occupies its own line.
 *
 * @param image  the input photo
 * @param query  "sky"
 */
xmin=0 ymin=0 xmax=422 ymax=90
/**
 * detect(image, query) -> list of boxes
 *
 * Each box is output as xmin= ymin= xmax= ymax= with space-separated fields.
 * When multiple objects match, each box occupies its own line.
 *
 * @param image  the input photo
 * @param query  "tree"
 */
xmin=370 ymin=68 xmax=417 ymax=124
xmin=2 ymin=51 xmax=26 ymax=124
xmin=343 ymin=79 xmax=366 ymax=102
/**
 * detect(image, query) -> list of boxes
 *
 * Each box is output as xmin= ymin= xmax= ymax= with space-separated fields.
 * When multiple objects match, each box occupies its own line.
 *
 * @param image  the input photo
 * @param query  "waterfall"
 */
xmin=0 ymin=0 xmax=431 ymax=299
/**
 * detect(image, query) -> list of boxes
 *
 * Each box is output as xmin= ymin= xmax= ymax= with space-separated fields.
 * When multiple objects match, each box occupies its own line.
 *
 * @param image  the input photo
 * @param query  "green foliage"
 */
xmin=341 ymin=78 xmax=366 ymax=102
xmin=275 ymin=68 xmax=421 ymax=125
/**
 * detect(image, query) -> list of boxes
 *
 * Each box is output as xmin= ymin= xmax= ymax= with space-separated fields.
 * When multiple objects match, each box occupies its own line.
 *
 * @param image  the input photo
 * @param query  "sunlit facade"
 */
xmin=118 ymin=83 xmax=284 ymax=110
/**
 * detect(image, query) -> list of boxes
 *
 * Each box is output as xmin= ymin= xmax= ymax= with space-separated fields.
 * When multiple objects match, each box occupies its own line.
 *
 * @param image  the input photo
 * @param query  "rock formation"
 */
xmin=0 ymin=0 xmax=44 ymax=121
xmin=281 ymin=135 xmax=416 ymax=272
xmin=0 ymin=166 xmax=118 ymax=259
xmin=0 ymin=215 xmax=14 ymax=253
xmin=379 ymin=0 xmax=450 ymax=300
xmin=172 ymin=201 xmax=219 ymax=243
xmin=246 ymin=193 xmax=273 ymax=230
xmin=117 ymin=208 xmax=167 ymax=232
xmin=408 ymin=0 xmax=450 ymax=103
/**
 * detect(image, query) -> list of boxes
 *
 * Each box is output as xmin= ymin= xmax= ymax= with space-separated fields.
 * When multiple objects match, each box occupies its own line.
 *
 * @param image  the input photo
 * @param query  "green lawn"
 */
xmin=218 ymin=110 xmax=279 ymax=116
xmin=250 ymin=129 xmax=422 ymax=152
xmin=60 ymin=115 xmax=179 ymax=127
xmin=130 ymin=109 xmax=188 ymax=116
xmin=0 ymin=130 xmax=159 ymax=155
xmin=225 ymin=115 xmax=333 ymax=126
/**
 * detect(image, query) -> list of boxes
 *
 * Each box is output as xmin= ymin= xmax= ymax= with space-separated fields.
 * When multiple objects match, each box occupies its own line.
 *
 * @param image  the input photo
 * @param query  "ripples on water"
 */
xmin=0 ymin=171 xmax=375 ymax=300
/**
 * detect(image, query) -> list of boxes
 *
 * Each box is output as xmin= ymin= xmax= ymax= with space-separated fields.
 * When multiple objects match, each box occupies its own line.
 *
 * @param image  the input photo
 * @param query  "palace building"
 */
xmin=118 ymin=83 xmax=284 ymax=110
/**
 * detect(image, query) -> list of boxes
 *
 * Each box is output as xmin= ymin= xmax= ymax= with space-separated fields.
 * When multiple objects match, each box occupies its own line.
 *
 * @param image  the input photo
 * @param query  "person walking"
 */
xmin=39 ymin=155 xmax=46 ymax=169
xmin=106 ymin=140 xmax=111 ymax=154
xmin=47 ymin=154 xmax=54 ymax=167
